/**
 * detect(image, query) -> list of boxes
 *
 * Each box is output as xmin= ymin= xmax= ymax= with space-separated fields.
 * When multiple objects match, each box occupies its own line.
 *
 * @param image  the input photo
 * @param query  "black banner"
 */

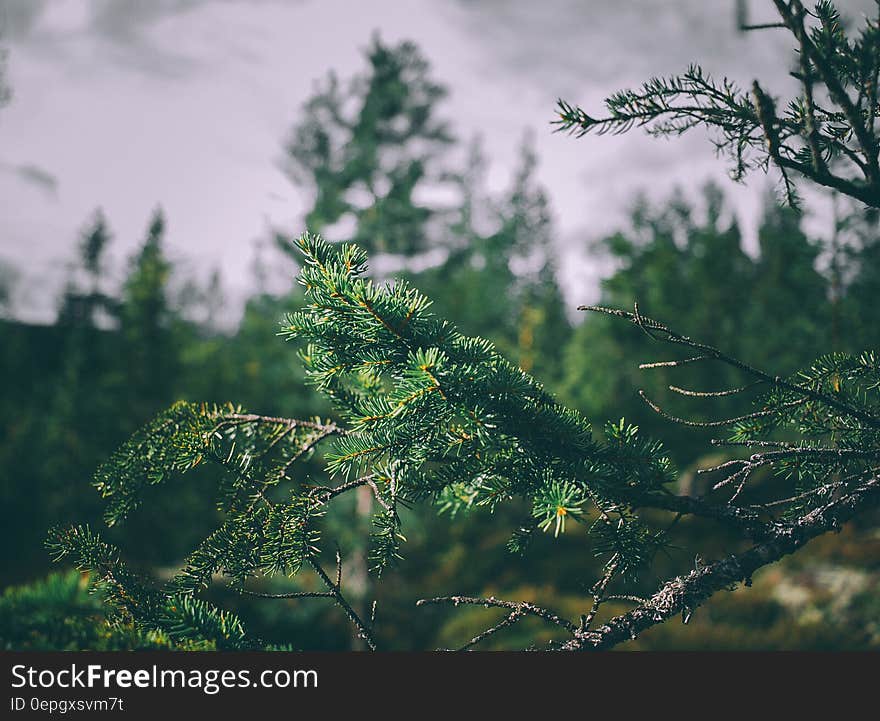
xmin=1 ymin=651 xmax=867 ymax=717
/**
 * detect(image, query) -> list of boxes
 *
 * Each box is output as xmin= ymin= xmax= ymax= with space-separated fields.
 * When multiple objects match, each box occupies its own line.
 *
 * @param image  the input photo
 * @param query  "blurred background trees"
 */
xmin=2 ymin=30 xmax=879 ymax=650
xmin=281 ymin=35 xmax=454 ymax=260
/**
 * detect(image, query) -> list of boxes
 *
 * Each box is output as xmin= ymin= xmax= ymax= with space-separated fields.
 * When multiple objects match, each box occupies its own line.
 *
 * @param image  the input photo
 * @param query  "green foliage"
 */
xmin=42 ymin=233 xmax=675 ymax=649
xmin=561 ymin=186 xmax=836 ymax=467
xmin=411 ymin=137 xmax=572 ymax=385
xmin=283 ymin=233 xmax=675 ymax=569
xmin=283 ymin=35 xmax=453 ymax=257
xmin=556 ymin=1 xmax=880 ymax=208
xmin=2 ymin=32 xmax=575 ymax=649
xmin=0 ymin=571 xmax=185 ymax=651
xmin=44 ymin=225 xmax=880 ymax=649
xmin=93 ymin=401 xmax=218 ymax=526
xmin=45 ymin=526 xmax=256 ymax=649
xmin=532 ymin=478 xmax=584 ymax=538
xmin=160 ymin=595 xmax=250 ymax=650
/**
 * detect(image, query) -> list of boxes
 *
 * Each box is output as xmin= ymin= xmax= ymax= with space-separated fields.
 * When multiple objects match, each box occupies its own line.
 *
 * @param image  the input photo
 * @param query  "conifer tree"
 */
xmin=118 ymin=208 xmax=179 ymax=419
xmin=57 ymin=210 xmax=116 ymax=329
xmin=0 ymin=260 xmax=18 ymax=317
xmin=414 ymin=136 xmax=571 ymax=383
xmin=282 ymin=35 xmax=454 ymax=259
xmin=838 ymin=199 xmax=880 ymax=349
xmin=746 ymin=198 xmax=831 ymax=370
xmin=49 ymin=0 xmax=880 ymax=650
xmin=280 ymin=36 xmax=471 ymax=645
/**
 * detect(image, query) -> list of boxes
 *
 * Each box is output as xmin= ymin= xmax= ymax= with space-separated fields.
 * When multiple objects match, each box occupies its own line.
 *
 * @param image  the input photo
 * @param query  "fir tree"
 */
xmin=838 ymin=199 xmax=880 ymax=349
xmin=0 ymin=259 xmax=18 ymax=318
xmin=57 ymin=210 xmax=116 ymax=329
xmin=413 ymin=136 xmax=572 ymax=383
xmin=280 ymin=35 xmax=470 ymax=646
xmin=48 ymin=1 xmax=880 ymax=650
xmin=282 ymin=34 xmax=454 ymax=259
xmin=118 ymin=208 xmax=179 ymax=419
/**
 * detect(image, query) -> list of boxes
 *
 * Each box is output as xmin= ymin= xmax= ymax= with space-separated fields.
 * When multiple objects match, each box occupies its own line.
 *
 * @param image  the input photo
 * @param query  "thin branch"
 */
xmin=416 ymin=595 xmax=577 ymax=635
xmin=640 ymin=355 xmax=707 ymax=369
xmin=238 ymin=589 xmax=334 ymax=600
xmin=308 ymin=555 xmax=377 ymax=651
xmin=456 ymin=611 xmax=523 ymax=651
xmin=705 ymin=447 xmax=880 ymax=499
xmin=754 ymin=481 xmax=844 ymax=509
xmin=562 ymin=475 xmax=880 ymax=650
xmin=639 ymin=389 xmax=805 ymax=427
xmin=740 ymin=22 xmax=786 ymax=31
xmin=581 ymin=556 xmax=620 ymax=631
xmin=308 ymin=474 xmax=375 ymax=502
xmin=366 ymin=477 xmax=395 ymax=513
xmin=580 ymin=305 xmax=880 ymax=429
xmin=219 ymin=413 xmax=345 ymax=435
xmin=605 ymin=594 xmax=648 ymax=604
xmin=710 ymin=438 xmax=797 ymax=449
xmin=668 ymin=381 xmax=760 ymax=397
xmin=750 ymin=465 xmax=878 ymax=509
xmin=281 ymin=427 xmax=338 ymax=476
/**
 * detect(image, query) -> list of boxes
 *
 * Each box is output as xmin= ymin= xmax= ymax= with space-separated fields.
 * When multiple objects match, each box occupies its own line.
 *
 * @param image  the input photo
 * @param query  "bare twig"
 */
xmin=640 ymin=356 xmax=707 ymax=369
xmin=416 ymin=595 xmax=577 ymax=635
xmin=562 ymin=475 xmax=880 ymax=650
xmin=238 ymin=589 xmax=334 ymax=600
xmin=308 ymin=474 xmax=376 ymax=502
xmin=639 ymin=389 xmax=806 ymax=428
xmin=308 ymin=555 xmax=377 ymax=651
xmin=668 ymin=381 xmax=760 ymax=397
xmin=218 ymin=413 xmax=345 ymax=435
xmin=581 ymin=555 xmax=620 ymax=630
xmin=456 ymin=611 xmax=524 ymax=651
xmin=580 ymin=305 xmax=880 ymax=429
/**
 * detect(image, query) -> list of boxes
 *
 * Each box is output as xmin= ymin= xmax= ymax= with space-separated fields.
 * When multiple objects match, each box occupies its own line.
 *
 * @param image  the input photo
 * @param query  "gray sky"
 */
xmin=0 ymin=0 xmax=875 ymax=323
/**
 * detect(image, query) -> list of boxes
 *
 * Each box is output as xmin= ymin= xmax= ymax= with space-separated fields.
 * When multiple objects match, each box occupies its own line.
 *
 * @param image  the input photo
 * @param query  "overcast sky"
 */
xmin=1 ymin=0 xmax=875 ymax=323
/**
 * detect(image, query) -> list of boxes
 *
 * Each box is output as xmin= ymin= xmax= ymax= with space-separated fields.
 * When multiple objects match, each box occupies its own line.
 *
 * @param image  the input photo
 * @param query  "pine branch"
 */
xmin=308 ymin=556 xmax=377 ymax=651
xmin=416 ymin=595 xmax=578 ymax=637
xmin=453 ymin=611 xmax=524 ymax=651
xmin=581 ymin=304 xmax=880 ymax=429
xmin=562 ymin=474 xmax=880 ymax=650
xmin=556 ymin=1 xmax=880 ymax=208
xmin=52 ymin=230 xmax=880 ymax=651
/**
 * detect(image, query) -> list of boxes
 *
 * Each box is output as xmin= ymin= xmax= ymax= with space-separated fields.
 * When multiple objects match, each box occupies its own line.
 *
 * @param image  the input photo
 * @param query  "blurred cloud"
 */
xmin=1 ymin=0 xmax=304 ymax=78
xmin=448 ymin=0 xmax=876 ymax=88
xmin=0 ymin=0 xmax=51 ymax=40
xmin=0 ymin=162 xmax=58 ymax=197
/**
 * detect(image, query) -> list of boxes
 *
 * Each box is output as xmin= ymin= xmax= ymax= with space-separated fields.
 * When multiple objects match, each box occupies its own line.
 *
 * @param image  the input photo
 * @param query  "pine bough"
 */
xmin=49 ymin=233 xmax=880 ymax=650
